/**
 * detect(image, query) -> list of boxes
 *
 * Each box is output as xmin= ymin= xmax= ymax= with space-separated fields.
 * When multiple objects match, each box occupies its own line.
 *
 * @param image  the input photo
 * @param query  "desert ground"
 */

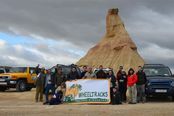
xmin=0 ymin=89 xmax=174 ymax=116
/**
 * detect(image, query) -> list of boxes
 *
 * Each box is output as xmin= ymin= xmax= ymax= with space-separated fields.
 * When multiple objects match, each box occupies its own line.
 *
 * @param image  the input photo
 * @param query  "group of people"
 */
xmin=115 ymin=66 xmax=147 ymax=104
xmin=34 ymin=64 xmax=147 ymax=105
xmin=81 ymin=65 xmax=147 ymax=104
xmin=35 ymin=65 xmax=66 ymax=105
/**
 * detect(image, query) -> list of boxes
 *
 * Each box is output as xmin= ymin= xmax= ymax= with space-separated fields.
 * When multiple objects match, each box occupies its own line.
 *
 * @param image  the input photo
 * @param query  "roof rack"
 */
xmin=144 ymin=64 xmax=165 ymax=67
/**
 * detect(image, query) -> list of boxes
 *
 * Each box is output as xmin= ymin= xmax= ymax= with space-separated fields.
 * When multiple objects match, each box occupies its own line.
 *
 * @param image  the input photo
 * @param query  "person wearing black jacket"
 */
xmin=96 ymin=65 xmax=107 ymax=79
xmin=67 ymin=67 xmax=80 ymax=81
xmin=81 ymin=65 xmax=87 ymax=78
xmin=107 ymin=70 xmax=121 ymax=104
xmin=136 ymin=66 xmax=147 ymax=103
xmin=117 ymin=70 xmax=127 ymax=102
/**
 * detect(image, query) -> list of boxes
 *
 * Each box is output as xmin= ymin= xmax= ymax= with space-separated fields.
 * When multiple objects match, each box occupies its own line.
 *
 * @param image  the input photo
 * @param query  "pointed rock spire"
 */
xmin=76 ymin=8 xmax=144 ymax=71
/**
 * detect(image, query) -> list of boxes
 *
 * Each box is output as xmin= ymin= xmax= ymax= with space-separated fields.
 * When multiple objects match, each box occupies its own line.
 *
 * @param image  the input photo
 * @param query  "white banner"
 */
xmin=64 ymin=79 xmax=110 ymax=104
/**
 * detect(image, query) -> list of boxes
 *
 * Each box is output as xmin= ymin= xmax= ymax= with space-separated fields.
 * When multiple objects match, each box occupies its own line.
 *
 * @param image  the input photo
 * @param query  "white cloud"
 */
xmin=0 ymin=39 xmax=6 ymax=47
xmin=140 ymin=43 xmax=174 ymax=60
xmin=0 ymin=38 xmax=82 ymax=68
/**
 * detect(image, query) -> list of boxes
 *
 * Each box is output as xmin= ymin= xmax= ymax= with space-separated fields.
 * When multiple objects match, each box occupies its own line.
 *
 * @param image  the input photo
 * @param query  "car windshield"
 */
xmin=94 ymin=69 xmax=114 ymax=74
xmin=9 ymin=67 xmax=27 ymax=73
xmin=0 ymin=69 xmax=4 ymax=74
xmin=144 ymin=67 xmax=172 ymax=77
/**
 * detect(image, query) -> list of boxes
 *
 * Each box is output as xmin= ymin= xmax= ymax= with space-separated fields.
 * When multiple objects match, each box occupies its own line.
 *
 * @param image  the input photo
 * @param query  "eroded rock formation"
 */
xmin=76 ymin=8 xmax=145 ymax=72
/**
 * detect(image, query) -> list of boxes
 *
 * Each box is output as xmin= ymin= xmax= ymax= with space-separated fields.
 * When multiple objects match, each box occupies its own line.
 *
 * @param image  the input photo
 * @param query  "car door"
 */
xmin=29 ymin=67 xmax=37 ymax=83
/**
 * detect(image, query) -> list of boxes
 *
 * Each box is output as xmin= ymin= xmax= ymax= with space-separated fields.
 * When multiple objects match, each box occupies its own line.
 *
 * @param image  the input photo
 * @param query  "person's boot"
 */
xmin=43 ymin=101 xmax=49 ymax=105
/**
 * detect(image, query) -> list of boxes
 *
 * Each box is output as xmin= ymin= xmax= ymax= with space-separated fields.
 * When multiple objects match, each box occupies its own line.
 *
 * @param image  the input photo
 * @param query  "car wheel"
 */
xmin=16 ymin=80 xmax=26 ymax=92
xmin=26 ymin=87 xmax=32 ymax=91
xmin=171 ymin=96 xmax=174 ymax=101
xmin=0 ymin=87 xmax=7 ymax=92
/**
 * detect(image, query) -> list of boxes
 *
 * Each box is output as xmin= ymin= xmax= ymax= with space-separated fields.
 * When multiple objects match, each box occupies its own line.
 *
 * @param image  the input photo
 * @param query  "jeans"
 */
xmin=119 ymin=84 xmax=127 ymax=102
xmin=35 ymin=86 xmax=44 ymax=102
xmin=126 ymin=84 xmax=137 ymax=103
xmin=137 ymin=84 xmax=146 ymax=102
xmin=45 ymin=84 xmax=54 ymax=102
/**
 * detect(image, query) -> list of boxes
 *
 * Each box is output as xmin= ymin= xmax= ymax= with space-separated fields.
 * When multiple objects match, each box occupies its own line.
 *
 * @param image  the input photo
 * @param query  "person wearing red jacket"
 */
xmin=127 ymin=68 xmax=138 ymax=104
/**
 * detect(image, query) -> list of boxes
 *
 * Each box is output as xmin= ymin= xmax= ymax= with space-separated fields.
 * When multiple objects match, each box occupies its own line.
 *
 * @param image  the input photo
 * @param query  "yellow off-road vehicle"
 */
xmin=0 ymin=67 xmax=37 ymax=92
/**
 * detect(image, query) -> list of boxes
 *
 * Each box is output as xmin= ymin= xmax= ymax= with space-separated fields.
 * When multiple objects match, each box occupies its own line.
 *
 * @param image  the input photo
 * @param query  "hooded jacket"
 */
xmin=127 ymin=74 xmax=138 ymax=86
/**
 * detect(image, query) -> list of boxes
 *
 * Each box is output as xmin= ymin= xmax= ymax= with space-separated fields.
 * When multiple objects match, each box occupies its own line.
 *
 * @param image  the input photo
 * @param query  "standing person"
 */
xmin=96 ymin=65 xmax=107 ymax=79
xmin=107 ymin=70 xmax=118 ymax=103
xmin=136 ymin=66 xmax=147 ymax=103
xmin=43 ymin=69 xmax=55 ymax=104
xmin=83 ymin=67 xmax=96 ymax=79
xmin=81 ymin=65 xmax=88 ymax=78
xmin=107 ymin=70 xmax=116 ymax=88
xmin=67 ymin=67 xmax=80 ymax=81
xmin=116 ymin=66 xmax=123 ymax=80
xmin=35 ymin=68 xmax=46 ymax=102
xmin=117 ymin=70 xmax=127 ymax=102
xmin=54 ymin=67 xmax=66 ymax=102
xmin=127 ymin=68 xmax=138 ymax=104
xmin=55 ymin=67 xmax=66 ymax=89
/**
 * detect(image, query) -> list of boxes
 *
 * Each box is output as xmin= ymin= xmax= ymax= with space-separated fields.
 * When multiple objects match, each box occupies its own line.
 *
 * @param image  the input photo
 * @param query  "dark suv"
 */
xmin=50 ymin=64 xmax=81 ymax=80
xmin=143 ymin=64 xmax=174 ymax=100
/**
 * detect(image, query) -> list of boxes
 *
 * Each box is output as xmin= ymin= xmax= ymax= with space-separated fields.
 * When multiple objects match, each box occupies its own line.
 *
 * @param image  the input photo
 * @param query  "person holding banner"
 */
xmin=126 ymin=68 xmax=138 ymax=104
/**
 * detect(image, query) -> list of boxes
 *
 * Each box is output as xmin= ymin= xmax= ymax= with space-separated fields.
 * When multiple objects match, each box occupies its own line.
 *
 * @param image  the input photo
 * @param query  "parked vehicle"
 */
xmin=0 ymin=67 xmax=10 ymax=74
xmin=0 ymin=67 xmax=37 ymax=92
xmin=143 ymin=64 xmax=174 ymax=100
xmin=50 ymin=64 xmax=81 ymax=80
xmin=94 ymin=68 xmax=115 ymax=75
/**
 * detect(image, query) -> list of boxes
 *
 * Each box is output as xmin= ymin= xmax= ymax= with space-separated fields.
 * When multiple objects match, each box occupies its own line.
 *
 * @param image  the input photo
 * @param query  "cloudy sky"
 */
xmin=0 ymin=0 xmax=174 ymax=72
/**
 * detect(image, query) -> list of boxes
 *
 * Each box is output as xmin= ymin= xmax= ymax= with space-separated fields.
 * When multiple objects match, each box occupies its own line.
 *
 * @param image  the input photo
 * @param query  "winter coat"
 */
xmin=55 ymin=73 xmax=66 ymax=87
xmin=118 ymin=73 xmax=127 ymax=88
xmin=83 ymin=72 xmax=96 ymax=79
xmin=136 ymin=71 xmax=147 ymax=85
xmin=107 ymin=75 xmax=116 ymax=88
xmin=96 ymin=70 xmax=107 ymax=79
xmin=44 ymin=74 xmax=55 ymax=87
xmin=35 ymin=72 xmax=46 ymax=87
xmin=67 ymin=71 xmax=80 ymax=81
xmin=81 ymin=71 xmax=87 ymax=78
xmin=127 ymin=74 xmax=138 ymax=87
xmin=116 ymin=70 xmax=122 ymax=81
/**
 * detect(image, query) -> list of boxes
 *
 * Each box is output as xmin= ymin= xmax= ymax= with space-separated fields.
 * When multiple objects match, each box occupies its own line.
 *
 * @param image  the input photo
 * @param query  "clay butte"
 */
xmin=76 ymin=8 xmax=145 ymax=72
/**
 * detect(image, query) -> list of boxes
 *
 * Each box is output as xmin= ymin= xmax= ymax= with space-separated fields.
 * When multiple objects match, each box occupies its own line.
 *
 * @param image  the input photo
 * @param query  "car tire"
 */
xmin=26 ymin=87 xmax=32 ymax=91
xmin=171 ymin=96 xmax=174 ymax=101
xmin=16 ymin=80 xmax=26 ymax=92
xmin=0 ymin=87 xmax=7 ymax=92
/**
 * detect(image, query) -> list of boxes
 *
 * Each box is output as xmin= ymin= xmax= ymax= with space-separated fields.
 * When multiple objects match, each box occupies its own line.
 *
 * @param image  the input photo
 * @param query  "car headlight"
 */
xmin=171 ymin=81 xmax=174 ymax=87
xmin=8 ymin=76 xmax=12 ymax=79
xmin=147 ymin=82 xmax=151 ymax=86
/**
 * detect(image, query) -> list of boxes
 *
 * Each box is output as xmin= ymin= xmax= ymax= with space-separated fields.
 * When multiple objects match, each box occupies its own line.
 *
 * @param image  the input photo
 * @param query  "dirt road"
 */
xmin=0 ymin=89 xmax=174 ymax=116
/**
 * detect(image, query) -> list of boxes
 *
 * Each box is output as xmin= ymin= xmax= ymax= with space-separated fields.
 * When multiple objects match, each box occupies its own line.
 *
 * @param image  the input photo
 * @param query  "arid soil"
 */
xmin=0 ymin=89 xmax=174 ymax=116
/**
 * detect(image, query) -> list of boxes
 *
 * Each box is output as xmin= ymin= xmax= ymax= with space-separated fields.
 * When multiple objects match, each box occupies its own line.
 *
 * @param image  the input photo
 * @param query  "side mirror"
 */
xmin=30 ymin=70 xmax=34 ymax=74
